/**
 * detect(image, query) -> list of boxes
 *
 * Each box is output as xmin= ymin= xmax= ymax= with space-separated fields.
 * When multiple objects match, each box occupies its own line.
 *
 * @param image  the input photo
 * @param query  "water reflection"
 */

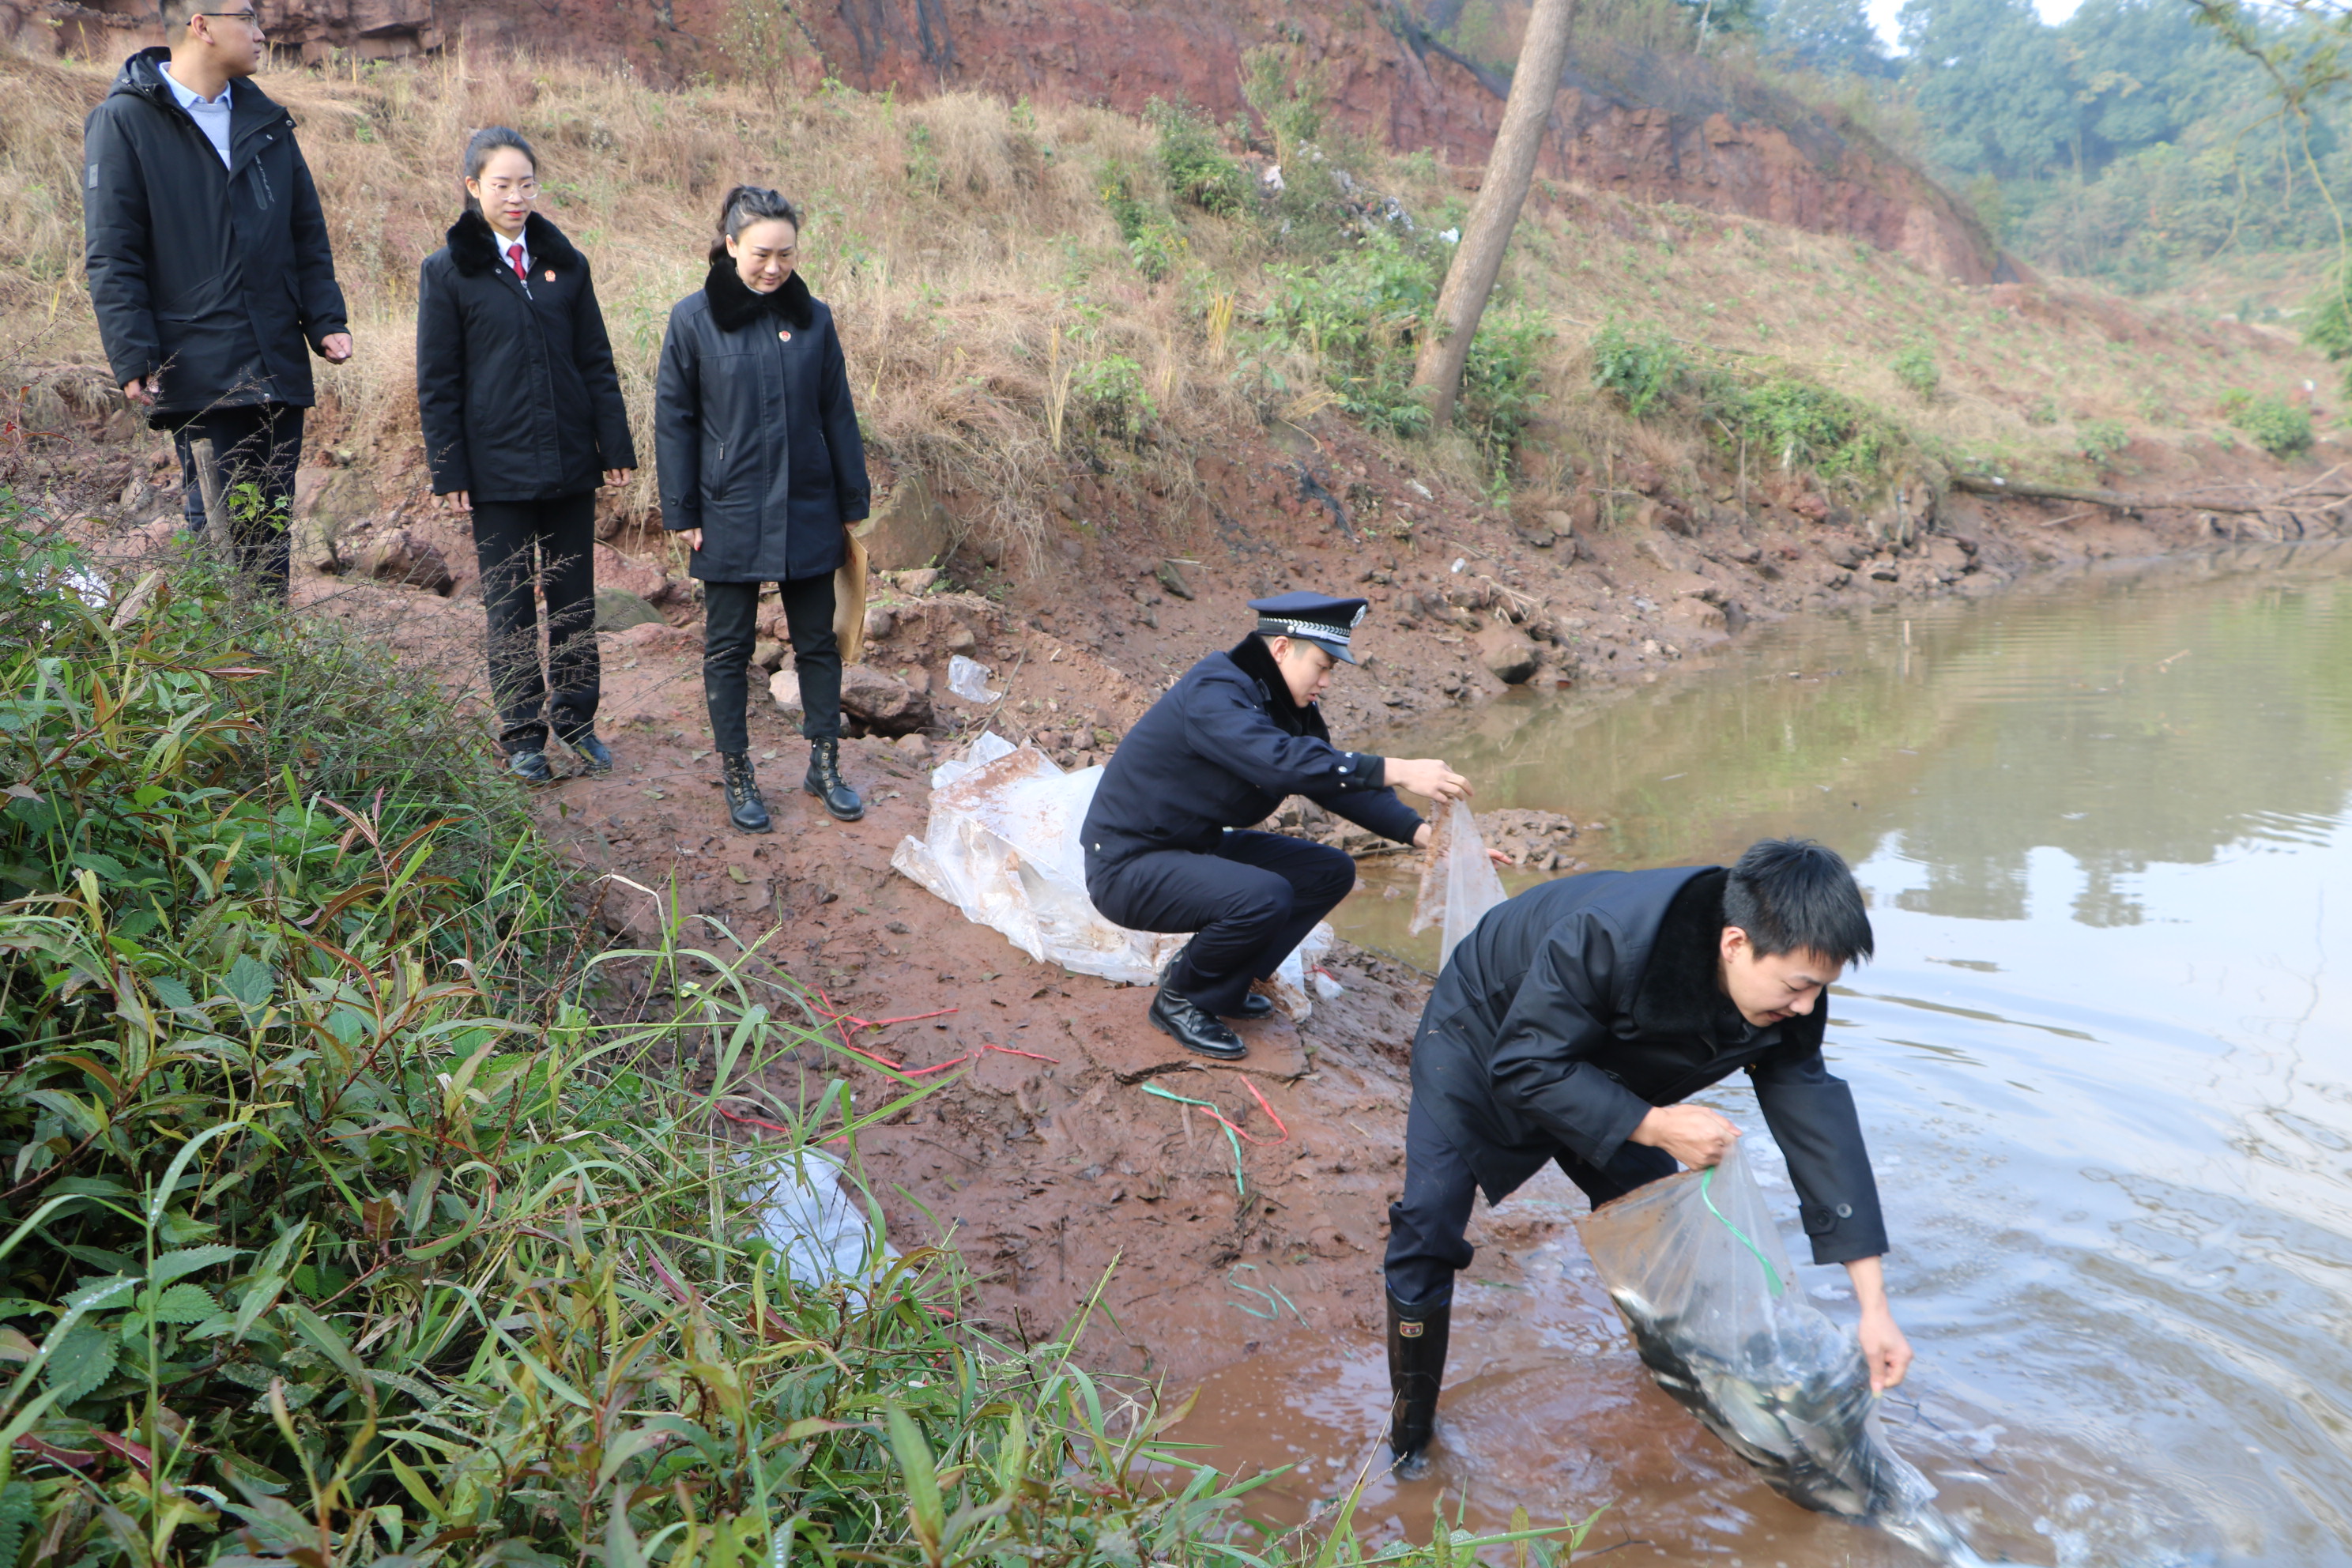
xmin=1179 ymin=545 xmax=2352 ymax=1564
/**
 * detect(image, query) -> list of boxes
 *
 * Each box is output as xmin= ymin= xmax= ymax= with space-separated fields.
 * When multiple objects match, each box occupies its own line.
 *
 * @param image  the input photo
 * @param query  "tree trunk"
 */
xmin=1412 ymin=0 xmax=1579 ymax=427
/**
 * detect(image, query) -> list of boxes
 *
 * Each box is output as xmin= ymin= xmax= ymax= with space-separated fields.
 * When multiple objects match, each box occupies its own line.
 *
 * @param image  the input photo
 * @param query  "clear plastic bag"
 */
xmin=1408 ymin=800 xmax=1508 ymax=967
xmin=1577 ymin=1146 xmax=2016 ymax=1566
xmin=891 ymin=731 xmax=1329 ymax=1015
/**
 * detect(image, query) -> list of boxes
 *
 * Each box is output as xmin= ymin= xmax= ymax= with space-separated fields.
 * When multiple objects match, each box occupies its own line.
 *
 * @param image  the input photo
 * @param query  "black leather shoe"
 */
xmin=567 ymin=733 xmax=614 ymax=775
xmin=720 ymin=751 xmax=772 ymax=833
xmin=1234 ymin=992 xmax=1276 ymax=1020
xmin=507 ymin=749 xmax=554 ymax=785
xmin=1386 ymin=1288 xmax=1451 ymax=1478
xmin=804 ymin=737 xmax=864 ymax=821
xmin=1148 ymin=986 xmax=1247 ymax=1060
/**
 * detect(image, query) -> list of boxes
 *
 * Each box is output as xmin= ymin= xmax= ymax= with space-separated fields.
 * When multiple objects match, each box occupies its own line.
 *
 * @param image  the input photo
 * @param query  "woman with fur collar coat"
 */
xmin=415 ymin=127 xmax=635 ymax=784
xmin=654 ymin=186 xmax=873 ymax=833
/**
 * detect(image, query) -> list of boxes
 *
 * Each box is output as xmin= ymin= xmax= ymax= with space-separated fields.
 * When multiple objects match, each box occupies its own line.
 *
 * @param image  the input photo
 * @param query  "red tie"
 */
xmin=507 ymin=243 xmax=526 ymax=281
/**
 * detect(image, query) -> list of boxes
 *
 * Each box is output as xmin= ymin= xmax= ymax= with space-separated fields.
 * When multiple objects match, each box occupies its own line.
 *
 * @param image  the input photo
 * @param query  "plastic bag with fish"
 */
xmin=1577 ymin=1144 xmax=2026 ymax=1566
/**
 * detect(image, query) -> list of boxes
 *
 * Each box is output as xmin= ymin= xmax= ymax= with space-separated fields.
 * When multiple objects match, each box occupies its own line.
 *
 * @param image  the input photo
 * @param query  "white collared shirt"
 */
xmin=159 ymin=64 xmax=232 ymax=169
xmin=488 ymin=226 xmax=531 ymax=283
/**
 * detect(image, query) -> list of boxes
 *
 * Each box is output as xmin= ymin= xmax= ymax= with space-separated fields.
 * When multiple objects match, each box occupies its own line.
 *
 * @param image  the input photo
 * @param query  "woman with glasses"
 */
xmin=654 ymin=185 xmax=870 ymax=834
xmin=415 ymin=126 xmax=636 ymax=782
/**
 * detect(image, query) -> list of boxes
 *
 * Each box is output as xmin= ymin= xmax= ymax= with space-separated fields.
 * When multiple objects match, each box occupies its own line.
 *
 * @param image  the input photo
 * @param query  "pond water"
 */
xmin=1172 ymin=543 xmax=2352 ymax=1566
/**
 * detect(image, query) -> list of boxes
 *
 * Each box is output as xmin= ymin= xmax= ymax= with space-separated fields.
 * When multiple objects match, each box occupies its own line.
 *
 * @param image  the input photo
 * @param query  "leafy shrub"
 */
xmin=1239 ymin=45 xmax=1327 ymax=165
xmin=1072 ymin=354 xmax=1158 ymax=440
xmin=2224 ymin=391 xmax=2313 ymax=458
xmin=1592 ymin=319 xmax=1899 ymax=481
xmin=1892 ymin=343 xmax=1939 ymax=400
xmin=2026 ymin=396 xmax=2059 ymax=426
xmin=2078 ymin=417 xmax=2130 ymax=458
xmin=1147 ymin=99 xmax=1250 ymax=217
xmin=1261 ymin=228 xmax=1443 ymax=436
xmin=1589 ymin=318 xmax=1687 ymax=418
xmin=1100 ymin=161 xmax=1151 ymax=246
xmin=1461 ymin=304 xmax=1554 ymax=487
xmin=1708 ymin=375 xmax=1891 ymax=479
xmin=2301 ymin=268 xmax=2352 ymax=396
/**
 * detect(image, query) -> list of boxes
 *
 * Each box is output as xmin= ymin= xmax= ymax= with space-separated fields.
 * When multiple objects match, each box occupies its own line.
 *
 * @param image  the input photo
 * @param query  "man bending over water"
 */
xmin=1382 ymin=839 xmax=1910 ymax=1474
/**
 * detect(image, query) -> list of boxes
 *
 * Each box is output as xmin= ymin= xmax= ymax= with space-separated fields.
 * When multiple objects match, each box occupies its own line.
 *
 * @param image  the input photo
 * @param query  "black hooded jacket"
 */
xmin=654 ymin=261 xmax=869 ymax=583
xmin=414 ymin=211 xmax=636 ymax=502
xmin=1080 ymin=635 xmax=1423 ymax=871
xmin=81 ymin=48 xmax=347 ymax=416
xmin=1414 ymin=863 xmax=1888 ymax=1265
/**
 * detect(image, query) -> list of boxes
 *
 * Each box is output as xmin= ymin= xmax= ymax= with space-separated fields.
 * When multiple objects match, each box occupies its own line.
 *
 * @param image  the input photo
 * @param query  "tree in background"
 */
xmin=1764 ymin=0 xmax=1894 ymax=77
xmin=1413 ymin=0 xmax=1581 ymax=426
xmin=1902 ymin=0 xmax=2078 ymax=178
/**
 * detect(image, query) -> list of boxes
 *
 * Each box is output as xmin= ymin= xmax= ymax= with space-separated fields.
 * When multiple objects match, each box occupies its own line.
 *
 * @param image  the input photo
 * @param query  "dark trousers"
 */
xmin=703 ymin=575 xmax=839 ymax=753
xmin=471 ymin=493 xmax=600 ymax=755
xmin=1088 ymin=831 xmax=1356 ymax=1017
xmin=1383 ymin=1093 xmax=1676 ymax=1308
xmin=164 ymin=401 xmax=304 ymax=595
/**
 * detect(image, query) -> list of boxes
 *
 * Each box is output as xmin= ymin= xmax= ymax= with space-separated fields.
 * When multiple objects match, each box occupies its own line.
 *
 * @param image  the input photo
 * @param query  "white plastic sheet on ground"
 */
xmin=891 ymin=730 xmax=1331 ymax=1017
xmin=740 ymin=1149 xmax=900 ymax=1289
xmin=1409 ymin=799 xmax=1508 ymax=967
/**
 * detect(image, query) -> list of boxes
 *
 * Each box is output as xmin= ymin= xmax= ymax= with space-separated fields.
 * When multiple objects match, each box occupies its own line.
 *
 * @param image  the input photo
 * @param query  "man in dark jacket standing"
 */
xmin=83 ymin=1 xmax=349 ymax=596
xmin=1081 ymin=592 xmax=1479 ymax=1061
xmin=1382 ymin=839 xmax=1910 ymax=1476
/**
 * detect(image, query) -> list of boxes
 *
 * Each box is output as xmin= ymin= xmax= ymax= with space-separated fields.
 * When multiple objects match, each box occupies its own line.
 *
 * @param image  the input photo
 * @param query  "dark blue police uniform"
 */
xmin=1081 ymin=594 xmax=1423 ymax=1057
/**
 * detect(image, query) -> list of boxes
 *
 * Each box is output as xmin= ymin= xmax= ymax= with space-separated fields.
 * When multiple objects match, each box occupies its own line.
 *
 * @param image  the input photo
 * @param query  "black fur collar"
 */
xmin=1629 ymin=867 xmax=1827 ymax=1051
xmin=447 ymin=210 xmax=582 ymax=278
xmin=704 ymin=258 xmax=814 ymax=334
xmin=1226 ymin=635 xmax=1332 ymax=743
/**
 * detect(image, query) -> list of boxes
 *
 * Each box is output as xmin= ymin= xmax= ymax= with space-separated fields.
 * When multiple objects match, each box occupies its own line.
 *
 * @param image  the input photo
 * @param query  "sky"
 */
xmin=1861 ymin=0 xmax=2082 ymax=49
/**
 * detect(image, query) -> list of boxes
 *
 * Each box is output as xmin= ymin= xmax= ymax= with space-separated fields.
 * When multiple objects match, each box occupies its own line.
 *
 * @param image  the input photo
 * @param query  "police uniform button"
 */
xmin=1834 ymin=1203 xmax=1853 ymax=1218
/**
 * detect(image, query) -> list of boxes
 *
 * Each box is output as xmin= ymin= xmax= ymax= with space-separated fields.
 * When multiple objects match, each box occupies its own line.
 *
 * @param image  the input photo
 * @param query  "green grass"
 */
xmin=0 ymin=507 xmax=1600 ymax=1568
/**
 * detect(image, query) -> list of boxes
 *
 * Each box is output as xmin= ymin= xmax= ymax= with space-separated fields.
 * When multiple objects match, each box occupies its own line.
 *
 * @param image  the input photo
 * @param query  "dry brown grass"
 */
xmin=3 ymin=39 xmax=2334 ymax=562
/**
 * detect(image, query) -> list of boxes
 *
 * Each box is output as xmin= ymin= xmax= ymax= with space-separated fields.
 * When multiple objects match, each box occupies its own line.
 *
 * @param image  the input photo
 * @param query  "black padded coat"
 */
xmin=1080 ymin=635 xmax=1423 ymax=869
xmin=1412 ymin=864 xmax=1890 ymax=1265
xmin=81 ymin=48 xmax=347 ymax=416
xmin=413 ymin=211 xmax=635 ymax=502
xmin=654 ymin=262 xmax=869 ymax=584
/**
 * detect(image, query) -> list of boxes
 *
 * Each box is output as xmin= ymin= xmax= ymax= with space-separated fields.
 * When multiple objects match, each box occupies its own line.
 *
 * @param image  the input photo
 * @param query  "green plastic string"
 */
xmin=1700 ymin=1166 xmax=1785 ymax=1298
xmin=1142 ymin=1081 xmax=1246 ymax=1195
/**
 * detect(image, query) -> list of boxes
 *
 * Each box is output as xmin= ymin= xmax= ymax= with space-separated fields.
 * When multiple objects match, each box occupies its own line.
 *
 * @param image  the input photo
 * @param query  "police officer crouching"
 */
xmin=1081 ymin=592 xmax=1476 ymax=1061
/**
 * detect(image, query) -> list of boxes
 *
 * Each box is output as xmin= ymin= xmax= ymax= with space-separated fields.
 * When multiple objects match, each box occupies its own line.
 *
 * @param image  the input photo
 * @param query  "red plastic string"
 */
xmin=718 ymin=1103 xmax=799 ymax=1138
xmin=1239 ymin=1077 xmax=1290 ymax=1142
xmin=984 ymin=1042 xmax=1061 ymax=1063
xmin=851 ymin=1007 xmax=960 ymax=1028
xmin=1166 ymin=1081 xmax=1291 ymax=1149
xmin=903 ymin=1054 xmax=974 ymax=1077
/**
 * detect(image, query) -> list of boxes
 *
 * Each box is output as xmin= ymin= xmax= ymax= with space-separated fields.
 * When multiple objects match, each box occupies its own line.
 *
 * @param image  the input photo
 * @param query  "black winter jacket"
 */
xmin=654 ymin=262 xmax=869 ymax=583
xmin=414 ymin=212 xmax=635 ymax=502
xmin=82 ymin=48 xmax=346 ymax=416
xmin=1414 ymin=864 xmax=1888 ymax=1265
xmin=1080 ymin=635 xmax=1423 ymax=871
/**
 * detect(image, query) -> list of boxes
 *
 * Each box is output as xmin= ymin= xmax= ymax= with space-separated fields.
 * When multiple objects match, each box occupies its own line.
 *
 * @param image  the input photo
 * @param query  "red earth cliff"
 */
xmin=10 ymin=0 xmax=2003 ymax=281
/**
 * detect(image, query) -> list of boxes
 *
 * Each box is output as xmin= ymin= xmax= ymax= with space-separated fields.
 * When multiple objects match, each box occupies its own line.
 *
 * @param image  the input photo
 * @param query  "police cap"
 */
xmin=1250 ymin=591 xmax=1370 ymax=664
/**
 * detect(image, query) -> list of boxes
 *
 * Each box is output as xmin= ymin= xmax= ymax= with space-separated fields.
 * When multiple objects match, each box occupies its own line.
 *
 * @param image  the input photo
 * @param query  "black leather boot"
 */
xmin=804 ymin=737 xmax=864 ymax=821
xmin=1148 ymin=986 xmax=1246 ymax=1060
xmin=1159 ymin=944 xmax=1274 ymax=1020
xmin=1386 ymin=1288 xmax=1451 ymax=1477
xmin=720 ymin=751 xmax=772 ymax=834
